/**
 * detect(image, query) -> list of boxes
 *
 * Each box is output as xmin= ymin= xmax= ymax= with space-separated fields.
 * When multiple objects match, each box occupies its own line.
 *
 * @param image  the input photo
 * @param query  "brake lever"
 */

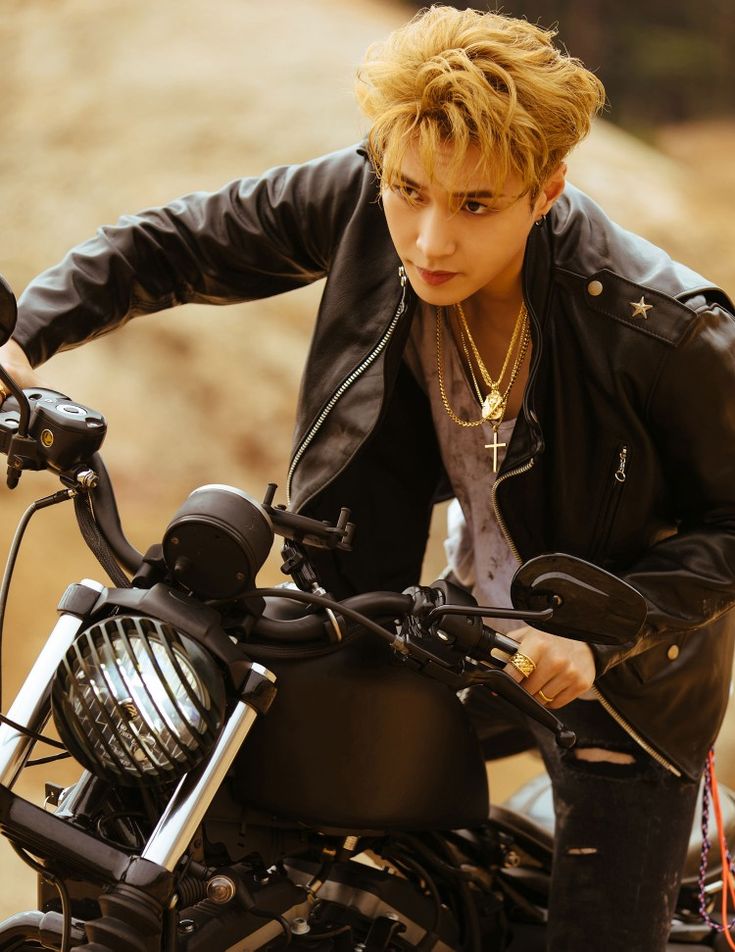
xmin=427 ymin=603 xmax=555 ymax=625
xmin=468 ymin=667 xmax=576 ymax=749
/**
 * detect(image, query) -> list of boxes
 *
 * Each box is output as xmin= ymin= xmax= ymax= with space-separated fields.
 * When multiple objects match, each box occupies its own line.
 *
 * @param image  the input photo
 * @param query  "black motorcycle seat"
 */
xmin=497 ymin=771 xmax=735 ymax=885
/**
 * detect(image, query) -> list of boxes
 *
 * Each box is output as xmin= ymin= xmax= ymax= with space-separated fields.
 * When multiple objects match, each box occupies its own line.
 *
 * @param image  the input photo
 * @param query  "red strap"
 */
xmin=708 ymin=749 xmax=735 ymax=950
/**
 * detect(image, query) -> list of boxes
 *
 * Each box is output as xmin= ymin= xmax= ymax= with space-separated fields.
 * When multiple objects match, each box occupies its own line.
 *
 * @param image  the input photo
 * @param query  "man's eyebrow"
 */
xmin=396 ymin=173 xmax=498 ymax=199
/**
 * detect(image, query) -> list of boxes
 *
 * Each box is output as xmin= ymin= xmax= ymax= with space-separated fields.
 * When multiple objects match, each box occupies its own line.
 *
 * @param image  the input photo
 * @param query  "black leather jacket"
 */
xmin=14 ymin=144 xmax=735 ymax=780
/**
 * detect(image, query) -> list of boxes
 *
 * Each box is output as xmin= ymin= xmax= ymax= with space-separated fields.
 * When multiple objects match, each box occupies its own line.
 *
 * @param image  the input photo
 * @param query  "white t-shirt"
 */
xmin=403 ymin=302 xmax=521 ymax=633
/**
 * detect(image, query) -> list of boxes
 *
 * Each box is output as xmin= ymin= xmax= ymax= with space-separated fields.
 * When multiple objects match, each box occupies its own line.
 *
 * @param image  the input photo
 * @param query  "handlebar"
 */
xmin=251 ymin=584 xmax=523 ymax=658
xmin=251 ymin=587 xmax=415 ymax=648
xmin=247 ymin=583 xmax=575 ymax=748
xmin=0 ymin=384 xmax=577 ymax=748
xmin=252 ymin=590 xmax=415 ymax=643
xmin=87 ymin=453 xmax=144 ymax=575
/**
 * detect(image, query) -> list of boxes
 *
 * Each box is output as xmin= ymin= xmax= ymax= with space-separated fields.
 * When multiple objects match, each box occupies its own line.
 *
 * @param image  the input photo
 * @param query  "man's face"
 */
xmin=381 ymin=140 xmax=562 ymax=306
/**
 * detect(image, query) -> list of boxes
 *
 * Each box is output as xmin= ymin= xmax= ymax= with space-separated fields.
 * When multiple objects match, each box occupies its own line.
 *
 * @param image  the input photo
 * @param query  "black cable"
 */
xmin=422 ymin=833 xmax=483 ymax=952
xmin=395 ymin=833 xmax=472 ymax=883
xmin=73 ymin=490 xmax=130 ymax=589
xmin=87 ymin=453 xmax=143 ymax=574
xmin=247 ymin=905 xmax=292 ymax=946
xmin=383 ymin=847 xmax=443 ymax=950
xmin=96 ymin=811 xmax=147 ymax=850
xmin=11 ymin=842 xmax=72 ymax=952
xmin=0 ymin=488 xmax=75 ymax=712
xmin=26 ymin=751 xmax=72 ymax=767
xmin=0 ymin=712 xmax=66 ymax=749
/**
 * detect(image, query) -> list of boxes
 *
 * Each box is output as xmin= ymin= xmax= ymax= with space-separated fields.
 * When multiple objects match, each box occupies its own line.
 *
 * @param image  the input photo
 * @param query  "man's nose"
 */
xmin=415 ymin=207 xmax=456 ymax=262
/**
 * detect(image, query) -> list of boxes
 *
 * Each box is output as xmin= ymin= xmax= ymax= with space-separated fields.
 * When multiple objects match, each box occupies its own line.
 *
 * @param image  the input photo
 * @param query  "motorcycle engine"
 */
xmin=175 ymin=857 xmax=463 ymax=950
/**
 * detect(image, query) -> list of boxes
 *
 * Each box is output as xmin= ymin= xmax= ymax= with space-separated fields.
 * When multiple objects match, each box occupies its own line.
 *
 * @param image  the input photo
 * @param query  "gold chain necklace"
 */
xmin=455 ymin=300 xmax=529 ymax=422
xmin=435 ymin=302 xmax=530 ymax=425
xmin=456 ymin=300 xmax=527 ymax=393
xmin=435 ymin=301 xmax=530 ymax=471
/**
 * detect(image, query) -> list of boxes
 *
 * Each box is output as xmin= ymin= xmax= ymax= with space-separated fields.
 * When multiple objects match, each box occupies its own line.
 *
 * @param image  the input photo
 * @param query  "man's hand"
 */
xmin=504 ymin=625 xmax=596 ymax=709
xmin=0 ymin=339 xmax=45 ymax=398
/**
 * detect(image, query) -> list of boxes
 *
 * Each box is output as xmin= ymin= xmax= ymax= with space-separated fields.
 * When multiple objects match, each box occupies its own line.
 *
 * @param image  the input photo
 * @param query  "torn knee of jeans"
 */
xmin=563 ymin=745 xmax=640 ymax=777
xmin=566 ymin=846 xmax=599 ymax=856
xmin=572 ymin=746 xmax=635 ymax=765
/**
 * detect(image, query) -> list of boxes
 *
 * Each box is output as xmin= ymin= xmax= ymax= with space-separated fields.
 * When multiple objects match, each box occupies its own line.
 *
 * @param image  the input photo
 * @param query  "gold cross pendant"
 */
xmin=485 ymin=427 xmax=507 ymax=473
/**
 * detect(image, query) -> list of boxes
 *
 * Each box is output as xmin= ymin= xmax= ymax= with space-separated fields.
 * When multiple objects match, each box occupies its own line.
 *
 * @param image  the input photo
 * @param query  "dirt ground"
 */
xmin=0 ymin=0 xmax=734 ymax=921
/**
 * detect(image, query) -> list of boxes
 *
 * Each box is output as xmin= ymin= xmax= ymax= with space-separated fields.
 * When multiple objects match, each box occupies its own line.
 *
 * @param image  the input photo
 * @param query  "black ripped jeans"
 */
xmin=466 ymin=692 xmax=701 ymax=952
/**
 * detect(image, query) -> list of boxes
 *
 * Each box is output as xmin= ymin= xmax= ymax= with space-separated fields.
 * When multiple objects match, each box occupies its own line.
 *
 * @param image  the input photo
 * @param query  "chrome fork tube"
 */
xmin=0 ymin=580 xmax=104 ymax=789
xmin=141 ymin=665 xmax=275 ymax=872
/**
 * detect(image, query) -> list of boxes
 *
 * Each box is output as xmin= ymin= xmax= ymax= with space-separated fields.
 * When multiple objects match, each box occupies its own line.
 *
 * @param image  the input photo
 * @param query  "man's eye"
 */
xmin=390 ymin=183 xmax=421 ymax=203
xmin=463 ymin=200 xmax=491 ymax=215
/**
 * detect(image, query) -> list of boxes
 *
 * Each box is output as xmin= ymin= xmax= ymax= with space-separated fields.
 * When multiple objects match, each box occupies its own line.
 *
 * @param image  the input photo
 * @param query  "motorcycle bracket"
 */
xmin=262 ymin=483 xmax=355 ymax=551
xmin=56 ymin=582 xmax=104 ymax=619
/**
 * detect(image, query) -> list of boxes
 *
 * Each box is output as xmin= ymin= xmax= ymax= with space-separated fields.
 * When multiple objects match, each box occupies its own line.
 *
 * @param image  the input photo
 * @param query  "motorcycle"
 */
xmin=0 ymin=274 xmax=733 ymax=951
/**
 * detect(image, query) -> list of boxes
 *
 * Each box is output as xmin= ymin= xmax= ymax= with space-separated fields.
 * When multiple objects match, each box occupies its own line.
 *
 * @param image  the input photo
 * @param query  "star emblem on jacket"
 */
xmin=630 ymin=296 xmax=654 ymax=319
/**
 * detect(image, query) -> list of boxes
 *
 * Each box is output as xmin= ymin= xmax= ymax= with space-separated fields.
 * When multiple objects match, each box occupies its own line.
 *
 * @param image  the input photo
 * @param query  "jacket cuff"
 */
xmin=589 ymin=622 xmax=653 ymax=678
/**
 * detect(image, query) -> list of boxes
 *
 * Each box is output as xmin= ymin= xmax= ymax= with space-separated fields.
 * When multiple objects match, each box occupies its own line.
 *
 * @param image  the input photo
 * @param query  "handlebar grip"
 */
xmin=488 ymin=629 xmax=522 ymax=655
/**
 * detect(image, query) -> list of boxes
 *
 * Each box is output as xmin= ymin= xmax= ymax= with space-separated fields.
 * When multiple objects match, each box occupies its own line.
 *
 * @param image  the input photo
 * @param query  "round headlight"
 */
xmin=52 ymin=615 xmax=225 ymax=786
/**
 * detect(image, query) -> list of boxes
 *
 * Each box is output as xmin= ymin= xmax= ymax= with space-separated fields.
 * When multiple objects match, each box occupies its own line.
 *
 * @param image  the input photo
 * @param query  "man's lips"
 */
xmin=414 ymin=266 xmax=458 ymax=286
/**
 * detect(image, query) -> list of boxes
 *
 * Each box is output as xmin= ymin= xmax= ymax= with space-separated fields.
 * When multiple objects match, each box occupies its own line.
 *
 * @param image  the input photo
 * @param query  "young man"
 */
xmin=1 ymin=6 xmax=734 ymax=949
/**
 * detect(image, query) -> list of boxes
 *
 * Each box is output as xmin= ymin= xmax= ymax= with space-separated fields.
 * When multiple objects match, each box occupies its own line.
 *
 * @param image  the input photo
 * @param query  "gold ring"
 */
xmin=538 ymin=690 xmax=555 ymax=704
xmin=508 ymin=652 xmax=536 ymax=678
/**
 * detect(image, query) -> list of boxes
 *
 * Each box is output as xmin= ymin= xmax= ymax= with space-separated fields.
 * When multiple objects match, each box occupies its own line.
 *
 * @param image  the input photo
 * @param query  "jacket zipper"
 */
xmin=492 ymin=454 xmax=682 ymax=777
xmin=591 ymin=687 xmax=681 ymax=776
xmin=286 ymin=266 xmax=408 ymax=506
xmin=490 ymin=459 xmax=537 ymax=562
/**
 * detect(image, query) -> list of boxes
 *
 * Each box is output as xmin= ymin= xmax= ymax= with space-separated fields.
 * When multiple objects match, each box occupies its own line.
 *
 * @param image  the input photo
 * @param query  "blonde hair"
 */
xmin=355 ymin=5 xmax=606 ymax=200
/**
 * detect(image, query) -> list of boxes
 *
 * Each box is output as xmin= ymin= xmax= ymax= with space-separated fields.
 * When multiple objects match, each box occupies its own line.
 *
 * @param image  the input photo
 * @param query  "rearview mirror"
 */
xmin=0 ymin=276 xmax=17 ymax=347
xmin=510 ymin=553 xmax=646 ymax=646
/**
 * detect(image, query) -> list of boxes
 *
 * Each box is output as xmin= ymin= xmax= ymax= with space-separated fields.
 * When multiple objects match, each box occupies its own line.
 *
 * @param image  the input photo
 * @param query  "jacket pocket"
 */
xmin=628 ymin=634 xmax=685 ymax=684
xmin=589 ymin=443 xmax=629 ymax=563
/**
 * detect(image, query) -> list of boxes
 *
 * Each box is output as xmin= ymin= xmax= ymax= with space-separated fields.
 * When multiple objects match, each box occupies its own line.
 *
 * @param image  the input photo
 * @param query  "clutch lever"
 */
xmin=467 ymin=667 xmax=576 ymax=749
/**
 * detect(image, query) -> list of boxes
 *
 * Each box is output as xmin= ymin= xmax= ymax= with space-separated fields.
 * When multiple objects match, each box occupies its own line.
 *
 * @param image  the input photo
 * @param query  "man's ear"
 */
xmin=535 ymin=162 xmax=567 ymax=218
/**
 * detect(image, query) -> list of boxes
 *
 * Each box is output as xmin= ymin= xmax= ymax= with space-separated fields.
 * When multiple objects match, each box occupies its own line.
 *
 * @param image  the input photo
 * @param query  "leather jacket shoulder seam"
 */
xmin=555 ymin=267 xmax=686 ymax=346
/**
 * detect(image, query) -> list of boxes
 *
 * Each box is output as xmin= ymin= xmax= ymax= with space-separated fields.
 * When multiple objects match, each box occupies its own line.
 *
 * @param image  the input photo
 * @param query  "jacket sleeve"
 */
xmin=13 ymin=145 xmax=367 ymax=366
xmin=592 ymin=298 xmax=735 ymax=676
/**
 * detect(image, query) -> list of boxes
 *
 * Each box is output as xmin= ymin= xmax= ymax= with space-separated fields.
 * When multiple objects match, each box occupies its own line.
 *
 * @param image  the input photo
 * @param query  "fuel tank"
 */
xmin=232 ymin=634 xmax=489 ymax=832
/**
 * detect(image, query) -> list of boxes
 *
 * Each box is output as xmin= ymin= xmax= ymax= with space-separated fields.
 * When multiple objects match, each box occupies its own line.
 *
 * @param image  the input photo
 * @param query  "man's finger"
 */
xmin=505 ymin=650 xmax=537 ymax=684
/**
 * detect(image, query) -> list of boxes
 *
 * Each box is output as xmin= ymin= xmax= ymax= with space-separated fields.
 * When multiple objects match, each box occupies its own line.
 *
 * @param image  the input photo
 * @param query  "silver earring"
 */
xmin=535 ymin=215 xmax=546 ymax=227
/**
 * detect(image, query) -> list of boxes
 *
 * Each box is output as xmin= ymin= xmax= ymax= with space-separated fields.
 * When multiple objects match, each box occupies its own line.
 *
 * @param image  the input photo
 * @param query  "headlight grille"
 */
xmin=52 ymin=615 xmax=225 ymax=785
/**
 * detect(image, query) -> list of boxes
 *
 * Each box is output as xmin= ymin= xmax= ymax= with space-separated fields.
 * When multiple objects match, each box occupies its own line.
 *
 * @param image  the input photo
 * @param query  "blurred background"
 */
xmin=0 ymin=0 xmax=734 ymax=917
xmin=403 ymin=0 xmax=735 ymax=131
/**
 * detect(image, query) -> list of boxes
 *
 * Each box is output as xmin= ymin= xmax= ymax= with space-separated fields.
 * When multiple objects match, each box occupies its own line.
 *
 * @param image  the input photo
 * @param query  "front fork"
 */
xmin=0 ymin=581 xmax=276 ymax=950
xmin=141 ymin=668 xmax=275 ymax=872
xmin=0 ymin=580 xmax=106 ymax=789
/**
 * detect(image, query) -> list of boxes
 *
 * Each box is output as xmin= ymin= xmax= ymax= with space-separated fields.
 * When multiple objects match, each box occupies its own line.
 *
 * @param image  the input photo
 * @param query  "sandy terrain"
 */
xmin=0 ymin=0 xmax=733 ymax=923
